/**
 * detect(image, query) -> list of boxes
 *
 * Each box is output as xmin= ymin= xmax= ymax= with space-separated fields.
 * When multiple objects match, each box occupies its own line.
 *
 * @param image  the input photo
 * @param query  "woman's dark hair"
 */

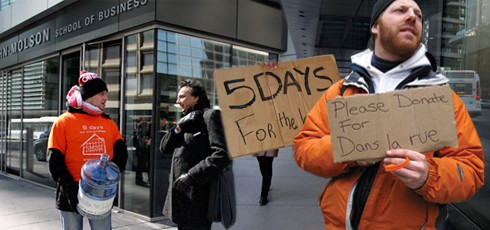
xmin=179 ymin=79 xmax=211 ymax=108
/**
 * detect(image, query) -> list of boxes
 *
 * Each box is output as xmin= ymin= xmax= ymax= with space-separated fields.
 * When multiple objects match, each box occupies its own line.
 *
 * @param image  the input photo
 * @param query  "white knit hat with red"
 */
xmin=66 ymin=70 xmax=107 ymax=115
xmin=78 ymin=70 xmax=108 ymax=100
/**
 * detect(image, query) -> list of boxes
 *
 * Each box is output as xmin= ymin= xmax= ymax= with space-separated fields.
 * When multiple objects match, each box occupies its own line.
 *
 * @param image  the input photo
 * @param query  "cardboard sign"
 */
xmin=215 ymin=55 xmax=341 ymax=158
xmin=327 ymin=85 xmax=459 ymax=163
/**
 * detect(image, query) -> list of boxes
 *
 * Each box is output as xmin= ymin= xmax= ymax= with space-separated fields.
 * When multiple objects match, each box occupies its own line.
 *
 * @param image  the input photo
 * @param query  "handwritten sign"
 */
xmin=327 ymin=85 xmax=459 ymax=163
xmin=215 ymin=55 xmax=341 ymax=158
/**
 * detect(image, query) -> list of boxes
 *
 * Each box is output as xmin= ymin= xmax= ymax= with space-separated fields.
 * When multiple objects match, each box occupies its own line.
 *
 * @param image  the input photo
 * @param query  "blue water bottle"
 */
xmin=77 ymin=153 xmax=121 ymax=219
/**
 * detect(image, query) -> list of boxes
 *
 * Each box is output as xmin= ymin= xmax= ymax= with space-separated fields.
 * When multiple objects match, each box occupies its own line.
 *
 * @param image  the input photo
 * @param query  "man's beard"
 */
xmin=378 ymin=21 xmax=421 ymax=60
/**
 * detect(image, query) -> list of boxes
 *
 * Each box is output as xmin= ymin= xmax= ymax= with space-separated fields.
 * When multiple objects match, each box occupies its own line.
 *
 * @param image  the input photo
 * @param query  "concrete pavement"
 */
xmin=0 ymin=146 xmax=328 ymax=230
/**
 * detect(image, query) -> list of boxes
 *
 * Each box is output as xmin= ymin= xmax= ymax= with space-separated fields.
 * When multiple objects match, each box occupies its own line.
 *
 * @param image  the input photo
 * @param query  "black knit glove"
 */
xmin=173 ymin=173 xmax=195 ymax=193
xmin=62 ymin=182 xmax=79 ymax=213
xmin=177 ymin=110 xmax=203 ymax=132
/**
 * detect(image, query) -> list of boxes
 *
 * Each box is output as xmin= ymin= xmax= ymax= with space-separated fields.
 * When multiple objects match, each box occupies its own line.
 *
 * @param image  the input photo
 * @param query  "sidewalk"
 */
xmin=0 ymin=147 xmax=327 ymax=230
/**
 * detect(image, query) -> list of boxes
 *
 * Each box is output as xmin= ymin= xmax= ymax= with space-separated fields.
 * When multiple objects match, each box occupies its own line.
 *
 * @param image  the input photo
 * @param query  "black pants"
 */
xmin=135 ymin=149 xmax=149 ymax=182
xmin=177 ymin=223 xmax=211 ymax=230
xmin=257 ymin=156 xmax=274 ymax=197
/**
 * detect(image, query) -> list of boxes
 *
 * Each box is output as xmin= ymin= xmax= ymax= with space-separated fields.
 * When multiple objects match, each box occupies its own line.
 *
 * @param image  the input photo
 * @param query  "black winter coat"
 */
xmin=160 ymin=107 xmax=232 ymax=226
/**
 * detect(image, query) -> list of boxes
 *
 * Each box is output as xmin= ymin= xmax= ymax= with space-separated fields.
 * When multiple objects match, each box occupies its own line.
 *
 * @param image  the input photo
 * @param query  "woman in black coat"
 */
xmin=160 ymin=79 xmax=232 ymax=230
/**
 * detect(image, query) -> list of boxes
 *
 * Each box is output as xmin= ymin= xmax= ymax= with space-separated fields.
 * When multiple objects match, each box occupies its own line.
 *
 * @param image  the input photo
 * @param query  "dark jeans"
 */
xmin=257 ymin=156 xmax=274 ymax=197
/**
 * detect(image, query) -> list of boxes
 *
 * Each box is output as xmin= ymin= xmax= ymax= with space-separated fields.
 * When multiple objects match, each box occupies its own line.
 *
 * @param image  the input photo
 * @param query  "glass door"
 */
xmin=0 ymin=70 xmax=8 ymax=174
xmin=21 ymin=58 xmax=60 ymax=187
xmin=122 ymin=30 xmax=153 ymax=216
xmin=5 ymin=69 xmax=22 ymax=176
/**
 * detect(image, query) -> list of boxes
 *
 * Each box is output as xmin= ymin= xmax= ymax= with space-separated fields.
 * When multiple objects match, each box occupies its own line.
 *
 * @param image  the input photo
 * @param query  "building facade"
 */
xmin=2 ymin=0 xmax=490 ymax=228
xmin=0 ymin=0 xmax=286 ymax=219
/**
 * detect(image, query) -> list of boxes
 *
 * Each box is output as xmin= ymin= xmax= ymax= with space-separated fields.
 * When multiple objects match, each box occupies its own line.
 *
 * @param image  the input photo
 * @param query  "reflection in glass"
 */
xmin=6 ymin=69 xmax=22 ymax=176
xmin=21 ymin=58 xmax=59 ymax=186
xmin=123 ymin=29 xmax=154 ymax=217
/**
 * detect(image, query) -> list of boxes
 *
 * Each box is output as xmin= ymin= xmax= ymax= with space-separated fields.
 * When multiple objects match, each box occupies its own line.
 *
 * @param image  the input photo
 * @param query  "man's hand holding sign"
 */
xmin=327 ymin=85 xmax=459 ymax=189
xmin=292 ymin=1 xmax=484 ymax=228
xmin=214 ymin=55 xmax=341 ymax=158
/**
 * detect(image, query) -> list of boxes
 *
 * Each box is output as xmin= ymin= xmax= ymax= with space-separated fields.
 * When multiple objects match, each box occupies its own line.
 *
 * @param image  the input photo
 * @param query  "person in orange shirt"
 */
xmin=48 ymin=71 xmax=128 ymax=230
xmin=293 ymin=0 xmax=484 ymax=229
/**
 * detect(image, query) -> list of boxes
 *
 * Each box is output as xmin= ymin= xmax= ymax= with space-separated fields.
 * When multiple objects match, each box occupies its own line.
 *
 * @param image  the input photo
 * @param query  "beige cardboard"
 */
xmin=327 ymin=85 xmax=459 ymax=163
xmin=215 ymin=55 xmax=341 ymax=158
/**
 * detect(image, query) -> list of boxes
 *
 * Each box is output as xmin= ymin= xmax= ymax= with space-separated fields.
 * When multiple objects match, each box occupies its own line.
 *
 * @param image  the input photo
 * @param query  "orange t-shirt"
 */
xmin=48 ymin=112 xmax=123 ymax=181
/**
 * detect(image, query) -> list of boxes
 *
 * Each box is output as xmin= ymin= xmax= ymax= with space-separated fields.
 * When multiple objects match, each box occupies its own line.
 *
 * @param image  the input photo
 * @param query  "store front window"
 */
xmin=84 ymin=40 xmax=122 ymax=122
xmin=424 ymin=1 xmax=489 ymax=228
xmin=5 ymin=69 xmax=22 ymax=176
xmin=320 ymin=1 xmax=488 ymax=228
xmin=123 ymin=30 xmax=154 ymax=217
xmin=0 ymin=57 xmax=59 ymax=185
xmin=21 ymin=58 xmax=59 ymax=186
xmin=120 ymin=28 xmax=274 ymax=218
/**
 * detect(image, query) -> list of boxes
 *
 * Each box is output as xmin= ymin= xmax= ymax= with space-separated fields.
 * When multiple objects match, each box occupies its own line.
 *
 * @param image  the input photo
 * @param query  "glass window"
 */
xmin=432 ymin=0 xmax=490 ymax=224
xmin=167 ymin=43 xmax=177 ymax=54
xmin=141 ymin=30 xmax=154 ymax=49
xmin=191 ymin=47 xmax=205 ymax=59
xmin=121 ymin=28 xmax=277 ymax=218
xmin=168 ymin=63 xmax=178 ymax=75
xmin=179 ymin=56 xmax=191 ymax=66
xmin=450 ymin=83 xmax=472 ymax=95
xmin=103 ymin=44 xmax=121 ymax=67
xmin=123 ymin=29 xmax=155 ymax=217
xmin=126 ymin=52 xmax=137 ymax=68
xmin=179 ymin=45 xmax=191 ymax=56
xmin=1 ymin=57 xmax=59 ymax=185
xmin=141 ymin=52 xmax=154 ymax=70
xmin=231 ymin=46 xmax=269 ymax=68
xmin=157 ymin=51 xmax=167 ymax=63
xmin=157 ymin=63 xmax=167 ymax=74
xmin=168 ymin=54 xmax=178 ymax=64
xmin=178 ymin=34 xmax=191 ymax=46
xmin=85 ymin=44 xmax=100 ymax=71
xmin=0 ymin=0 xmax=16 ymax=10
xmin=166 ymin=32 xmax=177 ymax=43
xmin=157 ymin=41 xmax=166 ymax=52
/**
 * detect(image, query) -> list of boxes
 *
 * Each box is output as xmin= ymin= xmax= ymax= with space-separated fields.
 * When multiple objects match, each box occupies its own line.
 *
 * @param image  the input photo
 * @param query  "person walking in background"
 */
xmin=159 ymin=110 xmax=174 ymax=135
xmin=154 ymin=110 xmax=176 ymax=214
xmin=253 ymin=149 xmax=278 ymax=206
xmin=48 ymin=70 xmax=128 ymax=230
xmin=160 ymin=79 xmax=232 ymax=230
xmin=139 ymin=110 xmax=175 ymax=190
xmin=134 ymin=119 xmax=151 ymax=187
xmin=293 ymin=0 xmax=484 ymax=229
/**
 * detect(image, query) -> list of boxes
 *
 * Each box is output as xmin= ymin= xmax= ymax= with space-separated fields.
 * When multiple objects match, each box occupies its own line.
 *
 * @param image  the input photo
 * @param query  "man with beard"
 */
xmin=293 ymin=0 xmax=484 ymax=229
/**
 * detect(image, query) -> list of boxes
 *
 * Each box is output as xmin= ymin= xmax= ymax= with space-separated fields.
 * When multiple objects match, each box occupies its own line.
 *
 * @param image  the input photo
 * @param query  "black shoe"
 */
xmin=136 ymin=180 xmax=150 ymax=187
xmin=259 ymin=196 xmax=268 ymax=206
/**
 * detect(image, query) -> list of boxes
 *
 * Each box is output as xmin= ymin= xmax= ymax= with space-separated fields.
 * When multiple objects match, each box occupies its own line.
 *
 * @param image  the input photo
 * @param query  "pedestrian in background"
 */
xmin=293 ymin=0 xmax=484 ymax=229
xmin=141 ymin=110 xmax=175 ymax=190
xmin=159 ymin=110 xmax=174 ymax=134
xmin=154 ymin=110 xmax=176 ymax=215
xmin=160 ymin=79 xmax=232 ymax=230
xmin=48 ymin=70 xmax=128 ymax=230
xmin=134 ymin=119 xmax=151 ymax=187
xmin=253 ymin=148 xmax=278 ymax=206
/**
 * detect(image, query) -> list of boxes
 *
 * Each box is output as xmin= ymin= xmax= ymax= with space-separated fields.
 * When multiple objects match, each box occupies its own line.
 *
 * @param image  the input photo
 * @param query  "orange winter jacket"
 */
xmin=293 ymin=78 xmax=484 ymax=229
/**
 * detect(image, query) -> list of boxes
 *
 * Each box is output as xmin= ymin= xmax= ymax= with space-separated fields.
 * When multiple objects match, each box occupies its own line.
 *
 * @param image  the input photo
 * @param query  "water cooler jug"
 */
xmin=77 ymin=153 xmax=120 ymax=219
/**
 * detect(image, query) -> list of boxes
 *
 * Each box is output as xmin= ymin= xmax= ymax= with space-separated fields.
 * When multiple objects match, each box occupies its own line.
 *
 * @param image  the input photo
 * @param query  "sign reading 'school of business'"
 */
xmin=327 ymin=85 xmax=459 ymax=163
xmin=215 ymin=55 xmax=341 ymax=158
